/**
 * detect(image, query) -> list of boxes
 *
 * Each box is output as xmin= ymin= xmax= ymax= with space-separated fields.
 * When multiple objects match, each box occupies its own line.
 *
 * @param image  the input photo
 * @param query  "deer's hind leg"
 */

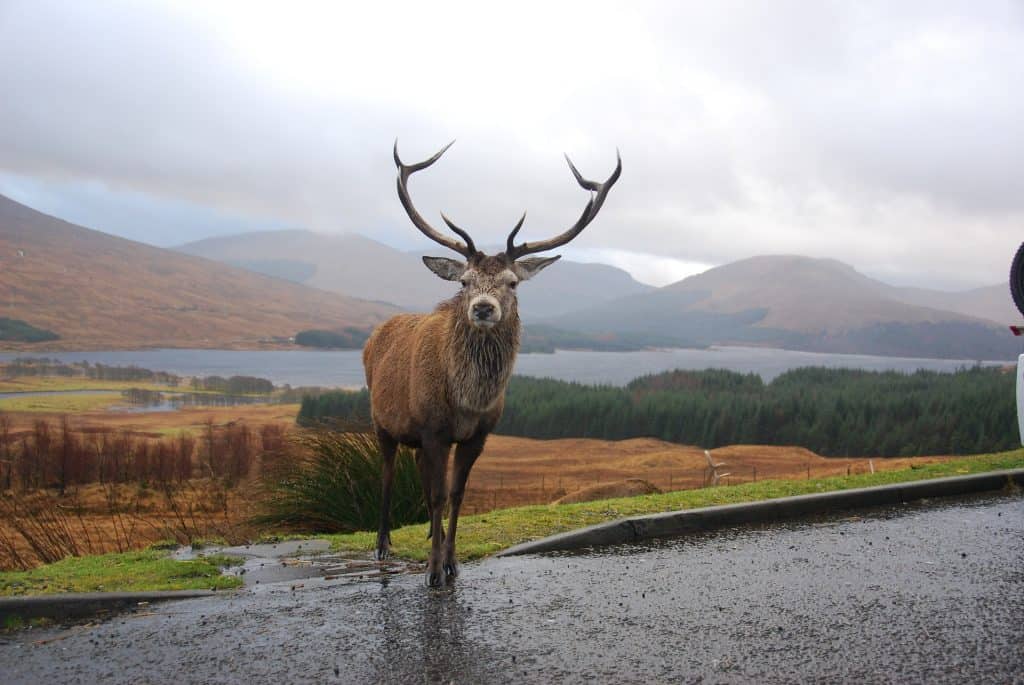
xmin=374 ymin=428 xmax=399 ymax=561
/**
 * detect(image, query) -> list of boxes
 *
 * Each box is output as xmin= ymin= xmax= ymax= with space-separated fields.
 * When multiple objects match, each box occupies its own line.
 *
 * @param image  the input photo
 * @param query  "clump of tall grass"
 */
xmin=254 ymin=430 xmax=426 ymax=533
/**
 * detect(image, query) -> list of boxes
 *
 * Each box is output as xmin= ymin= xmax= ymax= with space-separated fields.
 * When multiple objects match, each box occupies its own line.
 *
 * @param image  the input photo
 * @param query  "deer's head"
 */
xmin=395 ymin=141 xmax=621 ymax=330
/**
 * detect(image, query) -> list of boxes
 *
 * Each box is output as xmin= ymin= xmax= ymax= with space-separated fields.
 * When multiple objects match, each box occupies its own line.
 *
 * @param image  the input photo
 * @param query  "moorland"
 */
xmin=3 ymin=358 xmax=1013 ymax=574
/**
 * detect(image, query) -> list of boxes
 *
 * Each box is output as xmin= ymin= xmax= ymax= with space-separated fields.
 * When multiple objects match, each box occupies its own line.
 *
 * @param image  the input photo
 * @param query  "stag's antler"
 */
xmin=394 ymin=140 xmax=478 ymax=258
xmin=506 ymin=150 xmax=621 ymax=260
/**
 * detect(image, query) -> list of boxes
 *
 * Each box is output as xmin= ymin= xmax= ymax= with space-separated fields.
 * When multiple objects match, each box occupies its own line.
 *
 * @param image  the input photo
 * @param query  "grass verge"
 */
xmin=325 ymin=449 xmax=1024 ymax=562
xmin=0 ymin=549 xmax=243 ymax=597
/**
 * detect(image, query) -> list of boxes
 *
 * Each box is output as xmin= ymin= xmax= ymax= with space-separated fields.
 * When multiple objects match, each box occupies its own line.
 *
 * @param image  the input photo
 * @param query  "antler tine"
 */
xmin=440 ymin=213 xmax=477 ymax=255
xmin=505 ymin=212 xmax=526 ymax=256
xmin=394 ymin=139 xmax=476 ymax=258
xmin=507 ymin=150 xmax=621 ymax=260
xmin=565 ymin=154 xmax=602 ymax=191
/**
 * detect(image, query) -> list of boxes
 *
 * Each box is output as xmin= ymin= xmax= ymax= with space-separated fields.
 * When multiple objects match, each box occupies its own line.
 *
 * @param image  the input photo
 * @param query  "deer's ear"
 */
xmin=514 ymin=255 xmax=561 ymax=281
xmin=422 ymin=256 xmax=466 ymax=282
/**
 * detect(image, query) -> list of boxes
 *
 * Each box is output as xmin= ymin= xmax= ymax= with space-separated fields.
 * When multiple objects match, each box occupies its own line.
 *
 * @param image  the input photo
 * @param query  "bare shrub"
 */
xmin=0 ymin=413 xmax=12 ymax=491
xmin=0 ymin=489 xmax=101 ymax=567
xmin=0 ymin=417 xmax=282 ymax=570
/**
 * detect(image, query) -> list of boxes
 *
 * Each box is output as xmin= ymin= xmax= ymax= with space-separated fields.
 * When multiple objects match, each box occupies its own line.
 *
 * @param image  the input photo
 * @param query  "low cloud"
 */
xmin=1 ymin=1 xmax=1021 ymax=290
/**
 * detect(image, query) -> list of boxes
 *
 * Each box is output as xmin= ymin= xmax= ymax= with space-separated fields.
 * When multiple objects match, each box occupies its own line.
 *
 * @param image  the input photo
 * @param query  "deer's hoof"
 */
xmin=443 ymin=559 xmax=459 ymax=579
xmin=374 ymin=533 xmax=391 ymax=561
xmin=425 ymin=570 xmax=444 ymax=588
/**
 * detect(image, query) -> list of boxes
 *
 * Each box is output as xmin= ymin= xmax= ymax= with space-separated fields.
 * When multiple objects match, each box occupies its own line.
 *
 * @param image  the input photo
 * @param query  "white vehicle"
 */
xmin=1010 ymin=244 xmax=1024 ymax=444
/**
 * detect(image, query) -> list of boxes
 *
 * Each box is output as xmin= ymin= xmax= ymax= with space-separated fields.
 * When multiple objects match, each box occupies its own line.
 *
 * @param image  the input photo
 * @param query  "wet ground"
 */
xmin=172 ymin=540 xmax=416 ymax=588
xmin=3 ymin=492 xmax=1023 ymax=684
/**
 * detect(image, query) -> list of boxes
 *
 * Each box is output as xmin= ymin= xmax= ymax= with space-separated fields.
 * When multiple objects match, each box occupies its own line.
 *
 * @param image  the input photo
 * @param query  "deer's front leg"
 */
xmin=444 ymin=433 xmax=486 ymax=580
xmin=420 ymin=439 xmax=451 ymax=587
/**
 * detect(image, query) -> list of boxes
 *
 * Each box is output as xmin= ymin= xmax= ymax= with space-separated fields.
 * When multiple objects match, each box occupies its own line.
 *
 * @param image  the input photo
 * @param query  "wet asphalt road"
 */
xmin=4 ymin=492 xmax=1024 ymax=684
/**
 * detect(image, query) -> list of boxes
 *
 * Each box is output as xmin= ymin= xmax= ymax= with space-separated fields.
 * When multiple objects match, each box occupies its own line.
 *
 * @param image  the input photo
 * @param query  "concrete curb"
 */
xmin=0 ymin=590 xmax=218 ymax=623
xmin=497 ymin=468 xmax=1024 ymax=557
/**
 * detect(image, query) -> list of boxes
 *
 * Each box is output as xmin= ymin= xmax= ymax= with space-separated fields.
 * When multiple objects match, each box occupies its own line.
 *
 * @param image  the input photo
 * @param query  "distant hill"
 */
xmin=549 ymin=255 xmax=1018 ymax=360
xmin=883 ymin=284 xmax=1017 ymax=326
xmin=0 ymin=195 xmax=398 ymax=350
xmin=175 ymin=230 xmax=654 ymax=319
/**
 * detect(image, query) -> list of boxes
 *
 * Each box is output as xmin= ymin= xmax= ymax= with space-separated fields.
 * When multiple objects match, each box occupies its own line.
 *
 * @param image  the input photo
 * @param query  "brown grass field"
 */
xmin=3 ymin=403 xmax=950 ymax=510
xmin=0 ymin=401 xmax=954 ymax=569
xmin=0 ymin=404 xmax=301 ymax=438
xmin=459 ymin=437 xmax=949 ymax=514
xmin=0 ymin=479 xmax=259 ymax=570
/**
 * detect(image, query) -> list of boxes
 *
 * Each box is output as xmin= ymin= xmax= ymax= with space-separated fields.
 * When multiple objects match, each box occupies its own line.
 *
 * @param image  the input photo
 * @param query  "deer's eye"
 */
xmin=460 ymin=279 xmax=468 ymax=287
xmin=509 ymin=280 xmax=518 ymax=290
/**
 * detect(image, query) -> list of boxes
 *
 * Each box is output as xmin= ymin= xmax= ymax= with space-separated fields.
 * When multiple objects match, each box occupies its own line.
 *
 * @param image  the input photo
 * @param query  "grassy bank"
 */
xmin=326 ymin=449 xmax=1024 ymax=562
xmin=0 ymin=549 xmax=243 ymax=597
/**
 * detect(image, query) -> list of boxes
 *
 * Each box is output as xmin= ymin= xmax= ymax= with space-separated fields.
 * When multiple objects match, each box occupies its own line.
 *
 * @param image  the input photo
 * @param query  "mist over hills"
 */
xmin=0 ymin=195 xmax=398 ymax=350
xmin=175 ymin=230 xmax=654 ymax=318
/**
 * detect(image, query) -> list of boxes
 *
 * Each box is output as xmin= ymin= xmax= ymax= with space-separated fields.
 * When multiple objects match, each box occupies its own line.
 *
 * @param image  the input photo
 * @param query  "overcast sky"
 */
xmin=1 ymin=1 xmax=1022 ymax=289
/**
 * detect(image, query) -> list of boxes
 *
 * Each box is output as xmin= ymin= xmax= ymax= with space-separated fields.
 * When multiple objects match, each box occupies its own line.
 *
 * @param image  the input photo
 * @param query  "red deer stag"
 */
xmin=363 ymin=141 xmax=621 ymax=586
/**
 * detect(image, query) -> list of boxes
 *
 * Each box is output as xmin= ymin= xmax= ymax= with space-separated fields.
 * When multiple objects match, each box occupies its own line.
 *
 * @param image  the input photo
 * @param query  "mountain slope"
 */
xmin=0 ymin=195 xmax=398 ymax=350
xmin=551 ymin=255 xmax=1018 ymax=359
xmin=177 ymin=230 xmax=438 ymax=308
xmin=660 ymin=256 xmax=994 ymax=332
xmin=883 ymin=284 xmax=1016 ymax=326
xmin=175 ymin=230 xmax=654 ymax=318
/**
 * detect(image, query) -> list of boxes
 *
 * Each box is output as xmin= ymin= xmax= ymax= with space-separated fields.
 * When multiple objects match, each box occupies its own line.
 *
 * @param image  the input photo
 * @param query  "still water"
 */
xmin=0 ymin=346 xmax=1012 ymax=387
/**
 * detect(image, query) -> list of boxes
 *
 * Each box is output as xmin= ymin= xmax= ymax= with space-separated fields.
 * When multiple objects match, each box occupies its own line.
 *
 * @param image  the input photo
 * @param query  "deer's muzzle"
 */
xmin=468 ymin=295 xmax=501 ymax=328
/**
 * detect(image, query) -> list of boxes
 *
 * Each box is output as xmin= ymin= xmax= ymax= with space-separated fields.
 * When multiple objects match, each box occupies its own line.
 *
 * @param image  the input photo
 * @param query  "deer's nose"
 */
xmin=472 ymin=302 xmax=495 ymax=319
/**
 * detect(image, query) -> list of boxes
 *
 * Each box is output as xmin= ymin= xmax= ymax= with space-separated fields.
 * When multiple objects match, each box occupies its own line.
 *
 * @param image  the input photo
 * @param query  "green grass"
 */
xmin=0 ymin=549 xmax=243 ymax=597
xmin=2 ymin=615 xmax=51 ymax=632
xmin=0 ymin=392 xmax=122 ymax=413
xmin=0 ymin=377 xmax=178 ymax=393
xmin=325 ymin=449 xmax=1024 ymax=562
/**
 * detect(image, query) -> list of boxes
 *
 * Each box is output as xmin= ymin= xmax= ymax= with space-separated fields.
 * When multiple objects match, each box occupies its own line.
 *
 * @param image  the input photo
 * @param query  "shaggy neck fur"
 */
xmin=440 ymin=295 xmax=520 ymax=413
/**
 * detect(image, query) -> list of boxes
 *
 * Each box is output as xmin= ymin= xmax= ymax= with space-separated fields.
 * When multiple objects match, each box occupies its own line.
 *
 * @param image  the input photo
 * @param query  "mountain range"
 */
xmin=175 ymin=230 xmax=654 ymax=319
xmin=547 ymin=255 xmax=1018 ymax=359
xmin=177 ymin=230 xmax=1019 ymax=360
xmin=1 ymin=191 xmax=1017 ymax=359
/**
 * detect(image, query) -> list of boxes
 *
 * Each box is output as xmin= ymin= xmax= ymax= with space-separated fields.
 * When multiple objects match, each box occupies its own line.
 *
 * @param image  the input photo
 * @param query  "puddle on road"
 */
xmin=229 ymin=554 xmax=418 ymax=588
xmin=172 ymin=540 xmax=421 ymax=590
